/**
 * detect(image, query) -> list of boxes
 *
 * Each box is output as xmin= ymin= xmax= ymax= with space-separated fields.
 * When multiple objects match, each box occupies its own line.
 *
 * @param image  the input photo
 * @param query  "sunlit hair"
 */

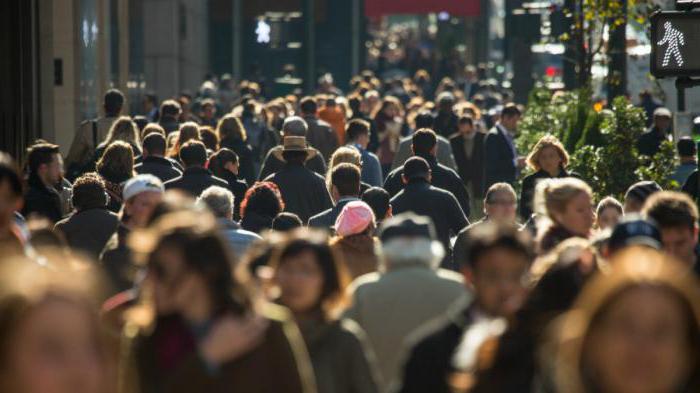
xmin=168 ymin=121 xmax=201 ymax=158
xmin=96 ymin=141 xmax=135 ymax=180
xmin=325 ymin=146 xmax=362 ymax=192
xmin=239 ymin=182 xmax=285 ymax=219
xmin=534 ymin=177 xmax=592 ymax=221
xmin=526 ymin=134 xmax=569 ymax=171
xmin=104 ymin=116 xmax=141 ymax=148
xmin=484 ymin=182 xmax=517 ymax=205
xmin=0 ymin=254 xmax=110 ymax=383
xmin=217 ymin=113 xmax=247 ymax=142
xmin=140 ymin=123 xmax=165 ymax=140
xmin=595 ymin=196 xmax=623 ymax=220
xmin=269 ymin=228 xmax=350 ymax=319
xmin=552 ymin=247 xmax=700 ymax=393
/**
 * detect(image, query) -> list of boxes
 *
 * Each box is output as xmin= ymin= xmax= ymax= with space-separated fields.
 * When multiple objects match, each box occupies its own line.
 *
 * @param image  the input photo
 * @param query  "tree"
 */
xmin=560 ymin=0 xmax=656 ymax=90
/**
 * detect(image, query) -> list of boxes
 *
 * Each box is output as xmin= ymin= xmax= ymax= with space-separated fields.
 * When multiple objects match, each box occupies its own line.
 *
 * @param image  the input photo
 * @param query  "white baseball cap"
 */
xmin=123 ymin=174 xmax=164 ymax=201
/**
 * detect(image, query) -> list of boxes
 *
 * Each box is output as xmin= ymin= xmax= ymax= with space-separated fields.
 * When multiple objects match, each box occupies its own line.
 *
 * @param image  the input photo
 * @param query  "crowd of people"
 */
xmin=1 ymin=66 xmax=699 ymax=393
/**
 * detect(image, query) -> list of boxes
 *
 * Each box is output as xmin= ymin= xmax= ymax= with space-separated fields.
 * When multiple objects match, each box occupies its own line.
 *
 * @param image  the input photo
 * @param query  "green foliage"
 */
xmin=519 ymin=90 xmax=677 ymax=201
xmin=516 ymin=87 xmax=592 ymax=154
xmin=637 ymin=141 xmax=680 ymax=191
xmin=568 ymin=97 xmax=677 ymax=200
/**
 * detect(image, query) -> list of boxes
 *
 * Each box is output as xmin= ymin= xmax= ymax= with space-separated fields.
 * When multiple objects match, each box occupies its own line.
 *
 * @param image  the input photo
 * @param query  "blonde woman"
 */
xmin=520 ymin=135 xmax=575 ymax=220
xmin=94 ymin=116 xmax=142 ymax=162
xmin=534 ymin=177 xmax=594 ymax=253
xmin=325 ymin=146 xmax=367 ymax=194
xmin=167 ymin=121 xmax=200 ymax=161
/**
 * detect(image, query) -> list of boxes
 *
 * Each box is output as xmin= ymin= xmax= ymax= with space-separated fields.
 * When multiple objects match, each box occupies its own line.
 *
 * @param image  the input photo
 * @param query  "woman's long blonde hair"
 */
xmin=325 ymin=146 xmax=362 ymax=193
xmin=168 ymin=122 xmax=201 ymax=159
xmin=217 ymin=114 xmax=247 ymax=142
xmin=104 ymin=116 xmax=141 ymax=148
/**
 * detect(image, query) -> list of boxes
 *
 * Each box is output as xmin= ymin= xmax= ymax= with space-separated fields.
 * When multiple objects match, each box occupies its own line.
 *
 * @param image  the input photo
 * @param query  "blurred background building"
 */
xmin=0 ymin=0 xmax=686 ymax=160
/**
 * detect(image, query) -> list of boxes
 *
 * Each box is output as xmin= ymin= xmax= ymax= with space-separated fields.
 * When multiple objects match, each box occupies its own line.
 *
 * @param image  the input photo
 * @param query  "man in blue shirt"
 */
xmin=346 ymin=119 xmax=383 ymax=187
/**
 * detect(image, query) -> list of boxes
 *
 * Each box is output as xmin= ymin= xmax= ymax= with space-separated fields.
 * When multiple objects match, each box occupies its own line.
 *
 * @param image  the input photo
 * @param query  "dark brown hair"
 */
xmin=271 ymin=229 xmax=349 ymax=318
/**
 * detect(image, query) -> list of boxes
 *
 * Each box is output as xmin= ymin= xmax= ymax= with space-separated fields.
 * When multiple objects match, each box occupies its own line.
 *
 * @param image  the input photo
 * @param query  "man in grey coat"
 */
xmin=344 ymin=213 xmax=469 ymax=391
xmin=196 ymin=185 xmax=261 ymax=259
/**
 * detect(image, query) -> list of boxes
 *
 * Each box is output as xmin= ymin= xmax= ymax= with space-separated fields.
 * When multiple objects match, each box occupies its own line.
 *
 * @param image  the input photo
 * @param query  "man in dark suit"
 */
xmin=258 ymin=116 xmax=327 ymax=180
xmin=385 ymin=129 xmax=471 ymax=217
xmin=450 ymin=115 xmax=485 ymax=219
xmin=390 ymin=156 xmax=469 ymax=269
xmin=265 ymin=136 xmax=333 ymax=222
xmin=135 ymin=133 xmax=182 ymax=183
xmin=484 ymin=104 xmax=524 ymax=189
xmin=164 ymin=141 xmax=229 ymax=197
xmin=308 ymin=163 xmax=361 ymax=229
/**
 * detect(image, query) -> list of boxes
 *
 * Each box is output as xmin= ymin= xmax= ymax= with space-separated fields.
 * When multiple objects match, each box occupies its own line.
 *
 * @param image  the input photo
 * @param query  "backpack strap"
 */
xmin=92 ymin=120 xmax=98 ymax=149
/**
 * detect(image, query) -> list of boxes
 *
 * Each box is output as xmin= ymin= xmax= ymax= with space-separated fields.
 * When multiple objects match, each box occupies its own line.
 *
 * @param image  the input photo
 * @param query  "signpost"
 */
xmin=650 ymin=5 xmax=700 ymax=163
xmin=651 ymin=9 xmax=700 ymax=112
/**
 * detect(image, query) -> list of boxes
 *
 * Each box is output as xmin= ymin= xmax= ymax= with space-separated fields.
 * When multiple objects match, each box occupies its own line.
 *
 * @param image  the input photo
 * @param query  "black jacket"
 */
xmin=240 ymin=210 xmax=274 ymax=234
xmin=390 ymin=181 xmax=469 ymax=268
xmin=308 ymin=198 xmax=358 ymax=229
xmin=637 ymin=126 xmax=668 ymax=157
xmin=100 ymin=224 xmax=134 ymax=294
xmin=449 ymin=132 xmax=486 ymax=198
xmin=54 ymin=207 xmax=119 ymax=259
xmin=258 ymin=145 xmax=327 ymax=180
xmin=22 ymin=176 xmax=64 ymax=223
xmin=397 ymin=302 xmax=474 ymax=393
xmin=220 ymin=137 xmax=257 ymax=186
xmin=265 ymin=163 xmax=333 ymax=223
xmin=218 ymin=171 xmax=249 ymax=221
xmin=433 ymin=111 xmax=459 ymax=138
xmin=384 ymin=155 xmax=471 ymax=217
xmin=484 ymin=125 xmax=518 ymax=189
xmin=519 ymin=168 xmax=576 ymax=220
xmin=135 ymin=156 xmax=182 ymax=183
xmin=164 ymin=167 xmax=230 ymax=197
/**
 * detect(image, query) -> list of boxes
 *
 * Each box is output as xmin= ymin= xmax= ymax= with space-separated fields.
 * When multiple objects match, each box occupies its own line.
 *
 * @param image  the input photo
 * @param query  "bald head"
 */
xmin=282 ymin=116 xmax=308 ymax=137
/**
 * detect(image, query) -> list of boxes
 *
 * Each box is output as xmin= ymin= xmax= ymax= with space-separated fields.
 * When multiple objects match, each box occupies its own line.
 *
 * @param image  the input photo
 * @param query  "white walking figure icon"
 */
xmin=657 ymin=21 xmax=685 ymax=67
xmin=256 ymin=19 xmax=271 ymax=44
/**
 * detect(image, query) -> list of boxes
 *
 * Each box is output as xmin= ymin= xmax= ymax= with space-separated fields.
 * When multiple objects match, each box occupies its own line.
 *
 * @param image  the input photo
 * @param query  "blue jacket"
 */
xmin=350 ymin=144 xmax=383 ymax=187
xmin=218 ymin=218 xmax=261 ymax=259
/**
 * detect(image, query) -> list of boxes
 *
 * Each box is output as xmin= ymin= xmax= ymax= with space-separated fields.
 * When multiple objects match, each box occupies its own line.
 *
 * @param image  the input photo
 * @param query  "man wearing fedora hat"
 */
xmin=264 ymin=135 xmax=333 ymax=222
xmin=258 ymin=116 xmax=327 ymax=180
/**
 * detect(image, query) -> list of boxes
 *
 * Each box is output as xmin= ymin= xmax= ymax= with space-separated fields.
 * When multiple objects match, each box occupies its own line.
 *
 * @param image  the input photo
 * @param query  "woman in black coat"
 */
xmin=519 ymin=135 xmax=576 ymax=221
xmin=217 ymin=114 xmax=257 ymax=186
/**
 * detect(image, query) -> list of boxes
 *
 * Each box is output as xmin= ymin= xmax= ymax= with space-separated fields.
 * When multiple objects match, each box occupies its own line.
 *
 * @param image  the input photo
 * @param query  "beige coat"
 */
xmin=343 ymin=264 xmax=469 ymax=391
xmin=65 ymin=116 xmax=118 ymax=169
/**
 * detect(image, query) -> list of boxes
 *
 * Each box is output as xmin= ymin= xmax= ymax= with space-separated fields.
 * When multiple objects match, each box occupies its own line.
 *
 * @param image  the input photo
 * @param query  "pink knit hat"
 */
xmin=334 ymin=201 xmax=376 ymax=237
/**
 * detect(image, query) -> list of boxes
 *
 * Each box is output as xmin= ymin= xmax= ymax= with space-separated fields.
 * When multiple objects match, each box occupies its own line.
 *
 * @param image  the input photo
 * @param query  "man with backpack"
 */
xmin=65 ymin=89 xmax=125 ymax=180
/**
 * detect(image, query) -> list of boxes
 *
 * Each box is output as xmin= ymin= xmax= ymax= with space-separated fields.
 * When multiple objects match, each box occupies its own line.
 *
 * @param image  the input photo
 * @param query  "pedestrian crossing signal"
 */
xmin=651 ymin=11 xmax=700 ymax=78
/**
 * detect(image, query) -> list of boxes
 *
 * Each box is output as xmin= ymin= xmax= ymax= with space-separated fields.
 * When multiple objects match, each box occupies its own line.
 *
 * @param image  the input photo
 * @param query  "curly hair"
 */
xmin=239 ymin=182 xmax=284 ymax=219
